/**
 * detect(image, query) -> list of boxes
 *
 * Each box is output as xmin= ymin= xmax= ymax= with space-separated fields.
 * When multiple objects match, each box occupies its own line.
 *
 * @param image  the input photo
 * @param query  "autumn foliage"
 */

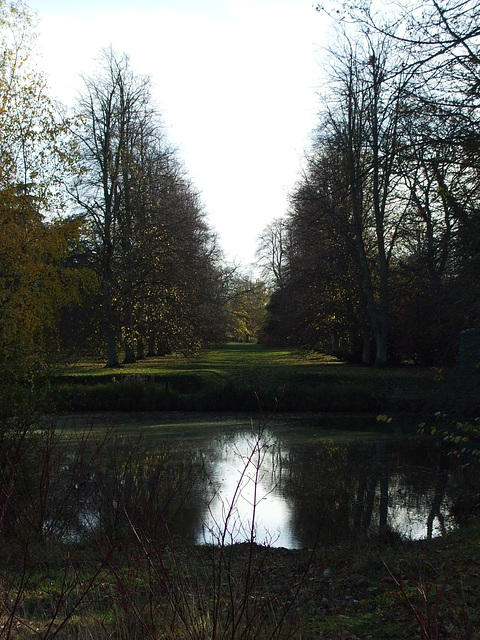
xmin=0 ymin=1 xmax=93 ymax=390
xmin=0 ymin=1 xmax=228 ymax=387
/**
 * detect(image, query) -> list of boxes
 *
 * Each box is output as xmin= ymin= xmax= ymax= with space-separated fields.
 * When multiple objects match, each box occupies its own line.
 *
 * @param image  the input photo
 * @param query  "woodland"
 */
xmin=258 ymin=0 xmax=480 ymax=368
xmin=0 ymin=2 xmax=480 ymax=638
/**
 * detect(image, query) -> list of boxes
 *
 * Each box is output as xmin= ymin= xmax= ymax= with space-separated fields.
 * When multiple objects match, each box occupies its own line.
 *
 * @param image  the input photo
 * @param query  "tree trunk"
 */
xmin=361 ymin=330 xmax=372 ymax=365
xmin=146 ymin=339 xmax=156 ymax=357
xmin=103 ymin=247 xmax=119 ymax=368
xmin=374 ymin=326 xmax=388 ymax=368
xmin=123 ymin=340 xmax=136 ymax=364
xmin=103 ymin=282 xmax=119 ymax=367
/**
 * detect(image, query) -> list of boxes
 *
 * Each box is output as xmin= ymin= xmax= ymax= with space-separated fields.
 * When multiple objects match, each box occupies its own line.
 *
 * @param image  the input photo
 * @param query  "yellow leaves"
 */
xmin=0 ymin=3 xmax=91 ymax=381
xmin=376 ymin=414 xmax=392 ymax=423
xmin=0 ymin=2 xmax=72 ymax=213
xmin=0 ymin=189 xmax=95 ymax=377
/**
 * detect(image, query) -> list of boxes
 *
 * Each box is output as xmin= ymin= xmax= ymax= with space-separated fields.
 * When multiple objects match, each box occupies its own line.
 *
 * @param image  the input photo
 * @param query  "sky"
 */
xmin=26 ymin=0 xmax=330 ymax=267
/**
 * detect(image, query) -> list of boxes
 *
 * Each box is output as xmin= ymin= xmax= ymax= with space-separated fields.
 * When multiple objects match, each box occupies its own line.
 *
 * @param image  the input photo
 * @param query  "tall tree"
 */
xmin=73 ymin=49 xmax=226 ymax=365
xmin=262 ymin=2 xmax=480 ymax=365
xmin=329 ymin=0 xmax=480 ymax=359
xmin=73 ymin=50 xmax=155 ymax=367
xmin=320 ymin=33 xmax=411 ymax=365
xmin=256 ymin=218 xmax=291 ymax=290
xmin=261 ymin=142 xmax=368 ymax=357
xmin=0 ymin=0 xmax=88 ymax=390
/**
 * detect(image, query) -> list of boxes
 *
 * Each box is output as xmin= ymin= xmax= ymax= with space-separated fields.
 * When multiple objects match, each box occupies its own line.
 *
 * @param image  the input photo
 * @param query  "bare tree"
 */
xmin=256 ymin=218 xmax=291 ymax=289
xmin=73 ymin=49 xmax=153 ymax=366
xmin=321 ymin=32 xmax=412 ymax=365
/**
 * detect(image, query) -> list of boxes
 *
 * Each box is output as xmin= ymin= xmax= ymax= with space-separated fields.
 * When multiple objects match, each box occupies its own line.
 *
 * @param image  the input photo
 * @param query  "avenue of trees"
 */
xmin=69 ymin=49 xmax=227 ymax=366
xmin=0 ymin=0 xmax=230 ymax=394
xmin=259 ymin=0 xmax=480 ymax=366
xmin=5 ymin=0 xmax=480 ymax=385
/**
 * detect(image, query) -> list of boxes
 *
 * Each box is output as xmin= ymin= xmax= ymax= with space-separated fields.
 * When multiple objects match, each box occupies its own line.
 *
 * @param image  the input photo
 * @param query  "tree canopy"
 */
xmin=260 ymin=0 xmax=480 ymax=366
xmin=0 ymin=0 xmax=90 ymax=393
xmin=0 ymin=2 xmax=229 ymax=386
xmin=71 ymin=49 xmax=227 ymax=365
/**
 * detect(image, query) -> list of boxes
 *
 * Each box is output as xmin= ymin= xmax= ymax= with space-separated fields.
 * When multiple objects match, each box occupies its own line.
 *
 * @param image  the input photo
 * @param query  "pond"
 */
xmin=58 ymin=412 xmax=478 ymax=549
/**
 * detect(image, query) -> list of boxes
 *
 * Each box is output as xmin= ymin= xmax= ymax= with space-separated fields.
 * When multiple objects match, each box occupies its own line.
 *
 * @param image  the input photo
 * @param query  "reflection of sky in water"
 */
xmin=59 ymin=416 xmax=472 ymax=549
xmin=384 ymin=477 xmax=456 ymax=540
xmin=197 ymin=431 xmax=299 ymax=548
xmin=193 ymin=428 xmax=463 ymax=549
xmin=389 ymin=502 xmax=453 ymax=540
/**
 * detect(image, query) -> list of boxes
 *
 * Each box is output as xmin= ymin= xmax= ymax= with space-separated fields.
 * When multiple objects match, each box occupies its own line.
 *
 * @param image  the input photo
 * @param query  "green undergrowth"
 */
xmin=2 ymin=519 xmax=479 ymax=639
xmin=50 ymin=343 xmax=461 ymax=414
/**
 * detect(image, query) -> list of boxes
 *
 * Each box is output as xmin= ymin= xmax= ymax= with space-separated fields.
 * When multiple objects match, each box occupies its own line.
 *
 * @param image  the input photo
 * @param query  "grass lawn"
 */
xmin=59 ymin=342 xmax=422 ymax=378
xmin=52 ymin=342 xmax=476 ymax=416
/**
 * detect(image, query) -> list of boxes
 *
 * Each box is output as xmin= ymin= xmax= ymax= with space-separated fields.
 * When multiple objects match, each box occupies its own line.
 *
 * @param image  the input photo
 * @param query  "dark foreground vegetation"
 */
xmin=0 ymin=403 xmax=479 ymax=639
xmin=2 ymin=519 xmax=480 ymax=639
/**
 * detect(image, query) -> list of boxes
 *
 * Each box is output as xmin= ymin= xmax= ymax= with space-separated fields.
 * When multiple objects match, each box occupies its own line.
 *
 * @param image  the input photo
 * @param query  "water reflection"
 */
xmin=197 ymin=430 xmax=299 ymax=547
xmin=55 ymin=414 xmax=479 ymax=549
xmin=181 ymin=423 xmax=471 ymax=548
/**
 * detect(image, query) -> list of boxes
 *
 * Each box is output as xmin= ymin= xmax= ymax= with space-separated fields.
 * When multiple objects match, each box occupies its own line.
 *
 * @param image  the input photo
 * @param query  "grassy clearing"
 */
xmin=52 ymin=343 xmax=462 ymax=415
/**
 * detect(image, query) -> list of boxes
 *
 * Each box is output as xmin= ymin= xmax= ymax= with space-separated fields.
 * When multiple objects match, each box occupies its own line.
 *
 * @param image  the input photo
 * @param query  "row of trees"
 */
xmin=258 ymin=0 xmax=480 ymax=366
xmin=69 ymin=49 xmax=227 ymax=366
xmin=0 ymin=0 xmax=232 ymax=388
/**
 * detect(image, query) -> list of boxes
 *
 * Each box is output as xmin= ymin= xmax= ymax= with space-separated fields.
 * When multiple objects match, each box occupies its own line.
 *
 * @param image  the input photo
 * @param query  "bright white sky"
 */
xmin=27 ymin=0 xmax=330 ymax=267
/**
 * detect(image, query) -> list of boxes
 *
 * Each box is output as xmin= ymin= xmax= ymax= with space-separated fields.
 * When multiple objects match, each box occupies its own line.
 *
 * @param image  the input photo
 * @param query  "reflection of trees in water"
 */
xmin=274 ymin=436 xmax=473 ymax=548
xmin=274 ymin=436 xmax=363 ymax=547
xmin=355 ymin=442 xmax=389 ymax=538
xmin=48 ymin=428 xmax=480 ymax=550
xmin=47 ymin=438 xmax=209 ymax=544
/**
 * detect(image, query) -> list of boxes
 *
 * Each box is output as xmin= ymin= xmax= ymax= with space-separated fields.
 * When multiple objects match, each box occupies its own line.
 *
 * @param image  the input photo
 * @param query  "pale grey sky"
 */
xmin=27 ymin=0 xmax=329 ymax=266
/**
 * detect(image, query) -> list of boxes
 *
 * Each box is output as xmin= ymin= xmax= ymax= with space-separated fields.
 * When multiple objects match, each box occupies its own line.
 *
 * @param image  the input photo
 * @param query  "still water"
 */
xmin=62 ymin=412 xmax=478 ymax=549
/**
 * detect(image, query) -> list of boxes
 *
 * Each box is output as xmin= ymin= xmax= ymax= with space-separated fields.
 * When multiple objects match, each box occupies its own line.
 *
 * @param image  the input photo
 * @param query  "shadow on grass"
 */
xmin=52 ymin=343 xmax=474 ymax=415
